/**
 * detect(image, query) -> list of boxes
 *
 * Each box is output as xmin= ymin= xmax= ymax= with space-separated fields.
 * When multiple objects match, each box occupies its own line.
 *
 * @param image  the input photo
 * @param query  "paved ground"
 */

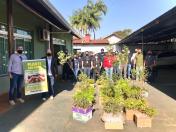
xmin=0 ymin=69 xmax=176 ymax=132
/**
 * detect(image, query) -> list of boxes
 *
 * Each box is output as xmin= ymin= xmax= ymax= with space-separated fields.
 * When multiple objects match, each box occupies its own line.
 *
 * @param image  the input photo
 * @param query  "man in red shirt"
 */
xmin=103 ymin=51 xmax=114 ymax=80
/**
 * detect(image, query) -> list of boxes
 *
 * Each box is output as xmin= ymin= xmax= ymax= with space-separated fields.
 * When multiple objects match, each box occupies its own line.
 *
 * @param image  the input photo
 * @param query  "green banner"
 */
xmin=23 ymin=59 xmax=48 ymax=95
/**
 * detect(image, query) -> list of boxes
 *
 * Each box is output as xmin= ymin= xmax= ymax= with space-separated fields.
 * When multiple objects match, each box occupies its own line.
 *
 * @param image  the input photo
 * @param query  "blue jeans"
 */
xmin=113 ymin=65 xmax=120 ymax=75
xmin=42 ymin=75 xmax=55 ymax=98
xmin=127 ymin=64 xmax=131 ymax=78
xmin=105 ymin=67 xmax=113 ymax=80
xmin=73 ymin=68 xmax=79 ymax=79
xmin=9 ymin=73 xmax=24 ymax=100
xmin=83 ymin=67 xmax=91 ymax=77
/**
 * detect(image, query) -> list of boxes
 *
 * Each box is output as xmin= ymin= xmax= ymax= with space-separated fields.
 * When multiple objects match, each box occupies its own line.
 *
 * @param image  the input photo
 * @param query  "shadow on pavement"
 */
xmin=150 ymin=68 xmax=176 ymax=100
xmin=0 ymin=81 xmax=74 ymax=132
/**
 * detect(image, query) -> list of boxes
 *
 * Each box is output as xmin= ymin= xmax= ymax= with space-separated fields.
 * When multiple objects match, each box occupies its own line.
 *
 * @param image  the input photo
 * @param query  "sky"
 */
xmin=50 ymin=0 xmax=176 ymax=39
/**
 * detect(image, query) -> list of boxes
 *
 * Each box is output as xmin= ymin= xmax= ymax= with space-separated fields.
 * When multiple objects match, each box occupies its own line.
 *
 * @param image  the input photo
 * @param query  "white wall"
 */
xmin=107 ymin=35 xmax=121 ymax=44
xmin=73 ymin=45 xmax=115 ymax=53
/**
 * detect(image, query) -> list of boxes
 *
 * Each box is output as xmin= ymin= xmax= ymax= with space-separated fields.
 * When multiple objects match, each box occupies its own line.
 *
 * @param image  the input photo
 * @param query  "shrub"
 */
xmin=103 ymin=96 xmax=124 ymax=114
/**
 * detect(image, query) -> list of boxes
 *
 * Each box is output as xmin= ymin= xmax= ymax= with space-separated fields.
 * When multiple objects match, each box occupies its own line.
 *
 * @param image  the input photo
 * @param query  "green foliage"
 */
xmin=87 ymin=79 xmax=95 ymax=84
xmin=99 ymin=78 xmax=124 ymax=114
xmin=105 ymin=45 xmax=113 ymax=52
xmin=131 ymin=68 xmax=137 ymax=79
xmin=114 ymin=29 xmax=132 ymax=39
xmin=114 ymin=79 xmax=130 ymax=94
xmin=103 ymin=96 xmax=124 ymax=114
xmin=101 ymin=81 xmax=115 ymax=97
xmin=96 ymin=73 xmax=108 ymax=85
xmin=78 ymin=73 xmax=89 ymax=82
xmin=73 ymin=73 xmax=95 ymax=109
xmin=73 ymin=87 xmax=95 ymax=109
xmin=57 ymin=51 xmax=71 ymax=65
xmin=70 ymin=0 xmax=107 ymax=36
xmin=140 ymin=68 xmax=149 ymax=82
xmin=124 ymin=85 xmax=143 ymax=99
xmin=139 ymin=107 xmax=157 ymax=117
xmin=112 ymin=73 xmax=120 ymax=82
xmin=125 ymin=98 xmax=146 ymax=110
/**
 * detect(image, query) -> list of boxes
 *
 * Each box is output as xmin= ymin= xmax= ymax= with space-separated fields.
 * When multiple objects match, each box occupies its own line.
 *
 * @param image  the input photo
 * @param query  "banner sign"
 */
xmin=23 ymin=59 xmax=48 ymax=95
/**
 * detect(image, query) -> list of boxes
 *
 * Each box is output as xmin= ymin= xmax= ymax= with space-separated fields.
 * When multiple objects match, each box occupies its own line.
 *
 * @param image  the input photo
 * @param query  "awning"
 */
xmin=119 ymin=6 xmax=176 ymax=44
xmin=16 ymin=0 xmax=81 ymax=38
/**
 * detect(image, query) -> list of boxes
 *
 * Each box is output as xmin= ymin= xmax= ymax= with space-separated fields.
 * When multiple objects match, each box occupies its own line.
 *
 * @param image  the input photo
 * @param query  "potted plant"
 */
xmin=124 ymin=98 xmax=145 ymax=121
xmin=102 ymin=96 xmax=125 ymax=130
xmin=100 ymin=80 xmax=125 ymax=130
xmin=72 ymin=74 xmax=95 ymax=123
xmin=134 ymin=104 xmax=157 ymax=128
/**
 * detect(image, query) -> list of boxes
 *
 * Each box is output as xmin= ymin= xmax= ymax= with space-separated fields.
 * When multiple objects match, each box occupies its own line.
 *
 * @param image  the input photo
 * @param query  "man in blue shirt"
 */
xmin=8 ymin=46 xmax=27 ymax=105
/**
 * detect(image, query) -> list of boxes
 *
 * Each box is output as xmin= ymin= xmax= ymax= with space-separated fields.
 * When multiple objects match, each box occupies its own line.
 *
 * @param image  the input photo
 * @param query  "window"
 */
xmin=0 ymin=37 xmax=8 ymax=75
xmin=0 ymin=24 xmax=33 ymax=75
xmin=15 ymin=38 xmax=33 ymax=59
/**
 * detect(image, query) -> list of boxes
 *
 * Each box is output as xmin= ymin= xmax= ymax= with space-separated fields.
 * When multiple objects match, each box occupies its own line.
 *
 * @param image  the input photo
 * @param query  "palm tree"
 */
xmin=70 ymin=0 xmax=107 ymax=39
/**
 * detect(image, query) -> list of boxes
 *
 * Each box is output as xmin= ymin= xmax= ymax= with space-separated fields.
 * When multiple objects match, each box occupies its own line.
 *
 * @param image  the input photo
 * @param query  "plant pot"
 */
xmin=125 ymin=109 xmax=137 ymax=121
xmin=102 ymin=112 xmax=125 ymax=130
xmin=105 ymin=121 xmax=124 ymax=130
xmin=72 ymin=106 xmax=93 ymax=123
xmin=134 ymin=111 xmax=152 ymax=128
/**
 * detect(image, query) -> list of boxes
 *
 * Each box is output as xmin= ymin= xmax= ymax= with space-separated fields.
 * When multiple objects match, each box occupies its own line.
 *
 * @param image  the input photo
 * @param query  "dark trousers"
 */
xmin=62 ymin=63 xmax=70 ymax=80
xmin=146 ymin=67 xmax=157 ymax=83
xmin=9 ymin=73 xmax=23 ymax=100
xmin=42 ymin=75 xmax=55 ymax=98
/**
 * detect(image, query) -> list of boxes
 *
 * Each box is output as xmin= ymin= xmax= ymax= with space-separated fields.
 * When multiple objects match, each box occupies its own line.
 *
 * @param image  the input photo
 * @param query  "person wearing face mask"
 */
xmin=103 ymin=51 xmax=115 ymax=80
xmin=92 ymin=53 xmax=102 ymax=80
xmin=72 ymin=54 xmax=80 ymax=80
xmin=82 ymin=51 xmax=93 ymax=78
xmin=62 ymin=49 xmax=70 ymax=81
xmin=99 ymin=48 xmax=105 ymax=74
xmin=145 ymin=50 xmax=156 ymax=83
xmin=8 ymin=46 xmax=27 ymax=105
xmin=42 ymin=49 xmax=58 ymax=100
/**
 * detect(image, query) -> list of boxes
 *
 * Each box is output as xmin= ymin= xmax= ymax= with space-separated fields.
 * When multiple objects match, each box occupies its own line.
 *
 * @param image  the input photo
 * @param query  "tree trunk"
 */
xmin=93 ymin=29 xmax=96 ymax=40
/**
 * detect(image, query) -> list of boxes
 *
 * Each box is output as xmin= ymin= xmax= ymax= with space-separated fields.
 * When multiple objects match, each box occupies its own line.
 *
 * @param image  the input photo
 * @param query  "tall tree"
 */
xmin=114 ymin=29 xmax=132 ymax=39
xmin=70 ymin=0 xmax=107 ymax=39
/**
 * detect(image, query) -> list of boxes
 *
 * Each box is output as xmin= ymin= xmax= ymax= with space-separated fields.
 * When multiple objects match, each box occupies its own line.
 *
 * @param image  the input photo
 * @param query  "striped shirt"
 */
xmin=8 ymin=53 xmax=27 ymax=75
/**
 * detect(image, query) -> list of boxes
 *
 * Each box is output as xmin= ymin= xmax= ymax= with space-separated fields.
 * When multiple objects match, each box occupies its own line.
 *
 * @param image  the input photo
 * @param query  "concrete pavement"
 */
xmin=0 ymin=80 xmax=176 ymax=132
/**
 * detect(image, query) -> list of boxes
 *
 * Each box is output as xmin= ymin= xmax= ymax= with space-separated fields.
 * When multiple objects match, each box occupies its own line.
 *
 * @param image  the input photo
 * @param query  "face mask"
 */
xmin=86 ymin=54 xmax=88 ymax=56
xmin=17 ymin=50 xmax=23 ymax=54
xmin=47 ymin=53 xmax=52 ymax=56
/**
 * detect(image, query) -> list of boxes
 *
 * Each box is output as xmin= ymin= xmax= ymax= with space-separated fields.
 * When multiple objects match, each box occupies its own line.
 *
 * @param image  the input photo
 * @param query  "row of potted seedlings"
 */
xmin=97 ymin=75 xmax=157 ymax=130
xmin=72 ymin=73 xmax=95 ymax=123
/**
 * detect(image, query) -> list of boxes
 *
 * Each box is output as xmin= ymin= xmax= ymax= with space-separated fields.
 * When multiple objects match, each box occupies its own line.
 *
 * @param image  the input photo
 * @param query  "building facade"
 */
xmin=0 ymin=0 xmax=80 ymax=94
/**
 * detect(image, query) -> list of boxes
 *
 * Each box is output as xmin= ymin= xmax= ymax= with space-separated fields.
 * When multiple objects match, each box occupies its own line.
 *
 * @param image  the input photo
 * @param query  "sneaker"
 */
xmin=9 ymin=100 xmax=16 ymax=106
xmin=17 ymin=98 xmax=25 ymax=103
xmin=42 ymin=98 xmax=46 ymax=101
xmin=49 ymin=96 xmax=54 ymax=100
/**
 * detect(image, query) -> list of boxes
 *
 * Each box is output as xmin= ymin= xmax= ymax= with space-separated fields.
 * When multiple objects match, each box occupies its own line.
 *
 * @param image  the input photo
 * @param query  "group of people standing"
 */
xmin=7 ymin=46 xmax=156 ymax=106
xmin=71 ymin=49 xmax=105 ymax=80
xmin=71 ymin=47 xmax=156 ymax=82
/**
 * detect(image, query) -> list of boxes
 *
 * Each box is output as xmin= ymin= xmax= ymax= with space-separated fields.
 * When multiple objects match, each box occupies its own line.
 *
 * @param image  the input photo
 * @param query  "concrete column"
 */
xmin=7 ymin=0 xmax=14 ymax=57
